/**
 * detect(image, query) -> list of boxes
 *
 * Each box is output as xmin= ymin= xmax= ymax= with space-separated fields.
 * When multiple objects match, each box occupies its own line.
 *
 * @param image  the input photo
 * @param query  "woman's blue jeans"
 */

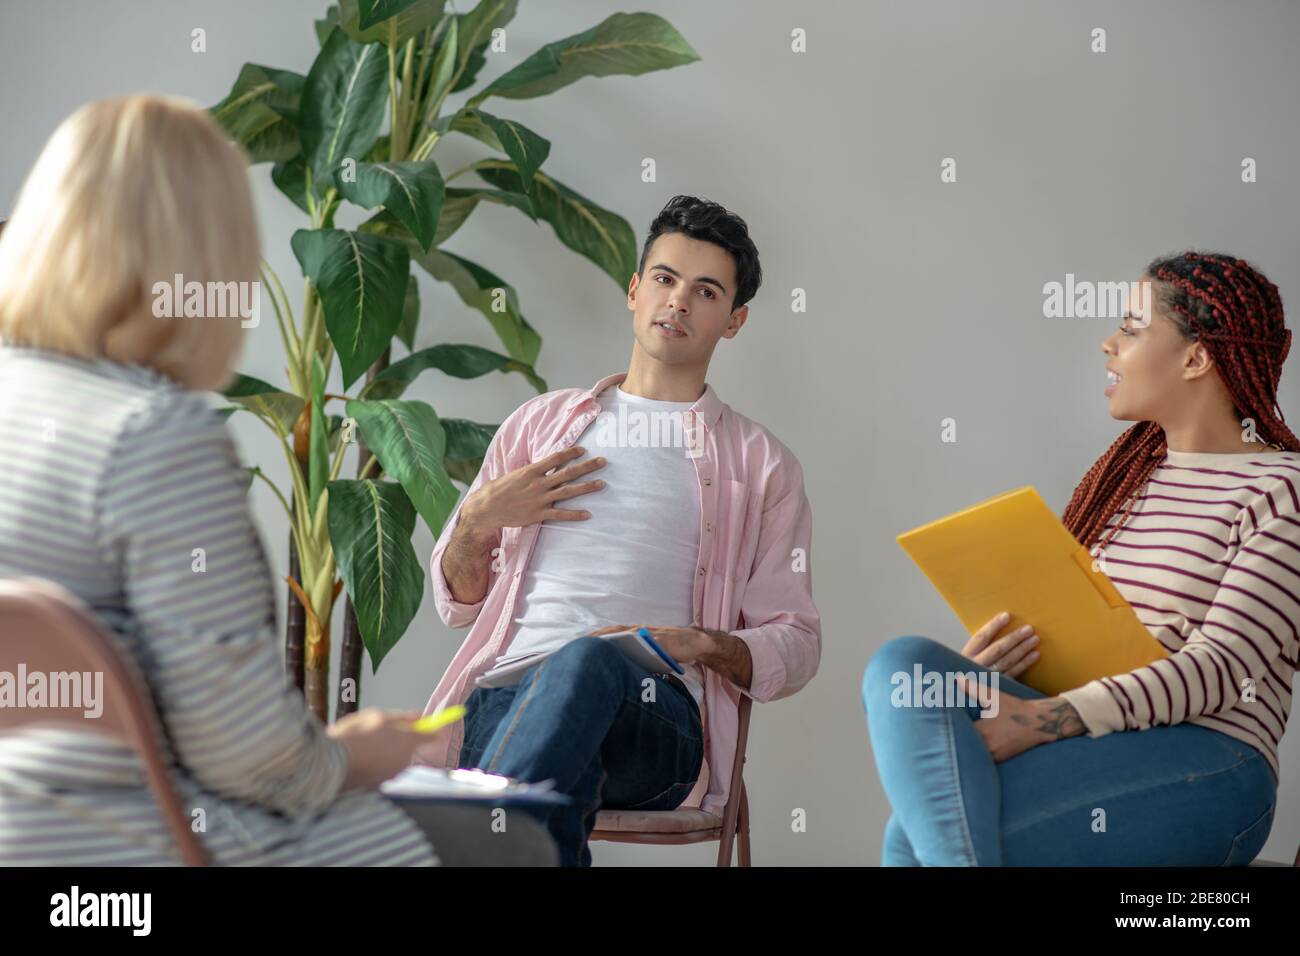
xmin=458 ymin=636 xmax=704 ymax=867
xmin=862 ymin=635 xmax=1278 ymax=866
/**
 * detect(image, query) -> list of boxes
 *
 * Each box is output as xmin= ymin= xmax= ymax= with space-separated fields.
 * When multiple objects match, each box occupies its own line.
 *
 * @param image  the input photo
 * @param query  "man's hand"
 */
xmin=443 ymin=446 xmax=606 ymax=605
xmin=958 ymin=677 xmax=1087 ymax=763
xmin=587 ymin=624 xmax=753 ymax=690
xmin=464 ymin=445 xmax=607 ymax=533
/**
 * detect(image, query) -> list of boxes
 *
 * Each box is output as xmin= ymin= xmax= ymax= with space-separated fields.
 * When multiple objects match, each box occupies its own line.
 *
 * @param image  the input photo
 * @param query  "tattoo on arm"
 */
xmin=1009 ymin=699 xmax=1086 ymax=739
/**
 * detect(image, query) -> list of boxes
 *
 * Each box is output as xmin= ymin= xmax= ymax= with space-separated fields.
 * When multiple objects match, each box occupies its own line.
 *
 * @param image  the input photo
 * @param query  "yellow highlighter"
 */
xmin=411 ymin=705 xmax=466 ymax=734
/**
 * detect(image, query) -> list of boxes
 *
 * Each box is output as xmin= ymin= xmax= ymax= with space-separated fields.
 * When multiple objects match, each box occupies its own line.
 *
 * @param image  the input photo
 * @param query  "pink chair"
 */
xmin=590 ymin=695 xmax=753 ymax=866
xmin=0 ymin=577 xmax=208 ymax=865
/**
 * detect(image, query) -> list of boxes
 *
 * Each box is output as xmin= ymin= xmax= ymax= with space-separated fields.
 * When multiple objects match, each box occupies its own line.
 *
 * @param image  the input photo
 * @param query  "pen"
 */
xmin=411 ymin=704 xmax=466 ymax=734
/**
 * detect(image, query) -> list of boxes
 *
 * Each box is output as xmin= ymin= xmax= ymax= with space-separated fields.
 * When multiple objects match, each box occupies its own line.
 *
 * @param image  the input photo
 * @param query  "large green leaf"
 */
xmin=209 ymin=64 xmax=305 ymax=164
xmin=471 ymin=12 xmax=699 ymax=105
xmin=291 ymin=228 xmax=411 ymax=388
xmin=414 ymin=248 xmax=540 ymax=364
xmin=327 ymin=478 xmax=424 ymax=671
xmin=441 ymin=418 xmax=498 ymax=485
xmin=340 ymin=0 xmax=445 ymax=47
xmin=395 ymin=273 xmax=420 ymax=351
xmin=360 ymin=344 xmax=545 ymax=400
xmin=476 ymin=162 xmax=637 ymax=287
xmin=222 ymin=374 xmax=305 ymax=434
xmin=443 ymin=109 xmax=549 ymax=194
xmin=272 ymin=154 xmax=315 ymax=214
xmin=452 ymin=0 xmax=519 ymax=90
xmin=362 ymin=186 xmax=534 ymax=248
xmin=346 ymin=399 xmax=459 ymax=537
xmin=315 ymin=5 xmax=341 ymax=44
xmin=334 ymin=161 xmax=445 ymax=252
xmin=300 ymin=28 xmax=389 ymax=185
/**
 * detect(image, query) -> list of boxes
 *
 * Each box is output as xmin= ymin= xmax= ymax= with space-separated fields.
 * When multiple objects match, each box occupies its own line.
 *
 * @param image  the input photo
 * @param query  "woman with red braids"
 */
xmin=863 ymin=252 xmax=1298 ymax=865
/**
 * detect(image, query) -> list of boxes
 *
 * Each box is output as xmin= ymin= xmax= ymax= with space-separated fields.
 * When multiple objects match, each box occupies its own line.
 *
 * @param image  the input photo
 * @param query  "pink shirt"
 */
xmin=418 ymin=371 xmax=821 ymax=816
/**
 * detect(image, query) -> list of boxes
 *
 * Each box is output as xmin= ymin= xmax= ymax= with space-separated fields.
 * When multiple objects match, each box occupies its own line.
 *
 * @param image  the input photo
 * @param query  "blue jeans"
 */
xmin=458 ymin=636 xmax=705 ymax=867
xmin=862 ymin=635 xmax=1279 ymax=866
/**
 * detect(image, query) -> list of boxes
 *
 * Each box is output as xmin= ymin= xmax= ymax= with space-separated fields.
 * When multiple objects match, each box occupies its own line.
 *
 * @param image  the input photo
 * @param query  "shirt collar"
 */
xmin=573 ymin=371 xmax=725 ymax=429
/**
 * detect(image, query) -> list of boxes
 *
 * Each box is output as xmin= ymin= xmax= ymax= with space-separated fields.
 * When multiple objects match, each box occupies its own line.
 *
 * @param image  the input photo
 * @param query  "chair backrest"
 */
xmin=0 ymin=577 xmax=208 ymax=865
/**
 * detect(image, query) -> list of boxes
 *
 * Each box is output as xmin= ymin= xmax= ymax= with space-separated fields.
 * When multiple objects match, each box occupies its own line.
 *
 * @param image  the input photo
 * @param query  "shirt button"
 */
xmin=705 ymin=521 xmax=713 ymax=533
xmin=698 ymin=567 xmax=706 ymax=576
xmin=702 ymin=478 xmax=712 ymax=487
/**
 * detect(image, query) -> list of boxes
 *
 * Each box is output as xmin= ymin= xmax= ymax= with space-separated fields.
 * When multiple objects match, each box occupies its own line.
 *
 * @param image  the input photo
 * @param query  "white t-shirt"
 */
xmin=496 ymin=384 xmax=706 ymax=712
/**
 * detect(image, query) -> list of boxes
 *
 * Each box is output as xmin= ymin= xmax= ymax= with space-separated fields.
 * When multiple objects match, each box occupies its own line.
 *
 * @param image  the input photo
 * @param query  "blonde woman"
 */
xmin=0 ymin=94 xmax=556 ymax=865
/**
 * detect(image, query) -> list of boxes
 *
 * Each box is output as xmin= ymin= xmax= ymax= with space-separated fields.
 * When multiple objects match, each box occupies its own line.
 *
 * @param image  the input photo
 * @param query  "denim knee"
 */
xmin=545 ymin=635 xmax=627 ymax=685
xmin=863 ymin=634 xmax=938 ymax=706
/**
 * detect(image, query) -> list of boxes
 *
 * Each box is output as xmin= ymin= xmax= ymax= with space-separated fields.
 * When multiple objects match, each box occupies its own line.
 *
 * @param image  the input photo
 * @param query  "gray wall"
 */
xmin=2 ymin=0 xmax=1297 ymax=865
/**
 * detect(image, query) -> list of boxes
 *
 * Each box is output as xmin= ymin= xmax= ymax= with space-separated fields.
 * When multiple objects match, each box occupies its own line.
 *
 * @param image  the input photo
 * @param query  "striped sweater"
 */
xmin=1060 ymin=448 xmax=1300 ymax=782
xmin=0 ymin=344 xmax=436 ymax=865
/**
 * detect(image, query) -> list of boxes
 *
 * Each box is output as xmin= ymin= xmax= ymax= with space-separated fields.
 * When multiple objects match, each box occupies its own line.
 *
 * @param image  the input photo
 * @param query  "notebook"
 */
xmin=380 ymin=766 xmax=572 ymax=807
xmin=896 ymin=486 xmax=1168 ymax=695
xmin=474 ymin=627 xmax=685 ymax=689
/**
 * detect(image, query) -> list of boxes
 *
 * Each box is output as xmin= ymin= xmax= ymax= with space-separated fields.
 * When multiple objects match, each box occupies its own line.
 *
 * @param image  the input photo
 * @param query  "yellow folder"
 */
xmin=896 ymin=486 xmax=1168 ymax=695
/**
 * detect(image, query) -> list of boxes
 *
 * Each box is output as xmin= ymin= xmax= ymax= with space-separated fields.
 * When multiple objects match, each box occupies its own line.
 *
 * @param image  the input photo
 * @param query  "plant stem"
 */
xmin=250 ymin=467 xmax=294 ymax=526
xmin=411 ymin=130 xmax=441 ymax=162
xmin=261 ymin=265 xmax=301 ymax=383
xmin=388 ymin=43 xmax=402 ymax=160
xmin=397 ymin=37 xmax=415 ymax=161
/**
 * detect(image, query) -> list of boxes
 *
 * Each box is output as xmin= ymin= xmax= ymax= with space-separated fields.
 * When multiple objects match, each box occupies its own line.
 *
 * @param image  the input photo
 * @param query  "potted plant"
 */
xmin=209 ymin=0 xmax=699 ymax=721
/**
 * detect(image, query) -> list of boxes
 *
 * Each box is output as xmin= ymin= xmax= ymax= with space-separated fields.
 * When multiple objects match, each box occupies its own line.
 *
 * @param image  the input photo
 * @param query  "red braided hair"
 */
xmin=1062 ymin=252 xmax=1300 ymax=552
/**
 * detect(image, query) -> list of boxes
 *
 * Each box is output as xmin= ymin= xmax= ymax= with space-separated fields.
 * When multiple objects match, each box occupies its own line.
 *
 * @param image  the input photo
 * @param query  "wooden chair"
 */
xmin=0 ymin=577 xmax=208 ymax=865
xmin=590 ymin=694 xmax=753 ymax=866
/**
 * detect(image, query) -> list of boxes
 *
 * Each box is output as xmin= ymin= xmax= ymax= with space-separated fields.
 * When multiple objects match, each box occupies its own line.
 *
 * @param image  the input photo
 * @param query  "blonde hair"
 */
xmin=0 ymin=94 xmax=260 ymax=391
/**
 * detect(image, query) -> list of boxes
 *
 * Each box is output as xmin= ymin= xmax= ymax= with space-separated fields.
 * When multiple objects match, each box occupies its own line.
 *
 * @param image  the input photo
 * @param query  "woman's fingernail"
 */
xmin=1028 ymin=651 xmax=1039 ymax=660
xmin=1028 ymin=634 xmax=1040 ymax=644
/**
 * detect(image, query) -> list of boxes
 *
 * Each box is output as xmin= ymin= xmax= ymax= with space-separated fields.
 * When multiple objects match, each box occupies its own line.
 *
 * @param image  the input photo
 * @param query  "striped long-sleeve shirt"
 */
xmin=1060 ymin=448 xmax=1300 ymax=782
xmin=0 ymin=344 xmax=436 ymax=865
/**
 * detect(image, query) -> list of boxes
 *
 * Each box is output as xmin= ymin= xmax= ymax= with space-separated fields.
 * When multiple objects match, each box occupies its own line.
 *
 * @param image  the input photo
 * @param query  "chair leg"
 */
xmin=737 ymin=782 xmax=751 ymax=868
xmin=716 ymin=817 xmax=735 ymax=867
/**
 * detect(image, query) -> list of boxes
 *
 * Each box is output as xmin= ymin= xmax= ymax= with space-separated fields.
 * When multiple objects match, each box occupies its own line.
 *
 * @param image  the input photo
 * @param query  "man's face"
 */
xmin=626 ymin=232 xmax=748 ymax=367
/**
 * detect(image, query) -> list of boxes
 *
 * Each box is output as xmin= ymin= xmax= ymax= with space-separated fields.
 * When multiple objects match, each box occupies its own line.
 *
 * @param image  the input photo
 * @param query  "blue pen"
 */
xmin=636 ymin=626 xmax=685 ymax=675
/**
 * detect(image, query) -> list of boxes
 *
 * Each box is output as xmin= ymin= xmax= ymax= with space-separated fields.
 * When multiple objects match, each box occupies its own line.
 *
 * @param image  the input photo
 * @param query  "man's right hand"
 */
xmin=440 ymin=447 xmax=606 ymax=607
xmin=461 ymin=445 xmax=607 ymax=537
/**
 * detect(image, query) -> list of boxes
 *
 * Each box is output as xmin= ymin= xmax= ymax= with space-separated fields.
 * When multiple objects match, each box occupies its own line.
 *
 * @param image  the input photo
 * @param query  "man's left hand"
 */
xmin=586 ymin=624 xmax=714 ymax=663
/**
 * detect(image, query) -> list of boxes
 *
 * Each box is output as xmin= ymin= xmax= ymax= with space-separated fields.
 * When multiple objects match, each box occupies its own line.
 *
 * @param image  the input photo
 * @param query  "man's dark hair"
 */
xmin=637 ymin=195 xmax=761 ymax=309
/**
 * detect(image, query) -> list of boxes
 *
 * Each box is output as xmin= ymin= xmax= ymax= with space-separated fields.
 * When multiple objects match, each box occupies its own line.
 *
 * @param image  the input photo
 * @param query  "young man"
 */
xmin=417 ymin=195 xmax=821 ymax=866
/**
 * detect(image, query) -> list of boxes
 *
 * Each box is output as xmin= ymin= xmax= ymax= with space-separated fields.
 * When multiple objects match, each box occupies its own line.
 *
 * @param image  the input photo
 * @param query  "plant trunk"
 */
xmin=336 ymin=347 xmax=391 ymax=717
xmin=285 ymin=504 xmax=305 ymax=695
xmin=304 ymin=613 xmax=330 ymax=723
xmin=337 ymin=602 xmax=363 ymax=718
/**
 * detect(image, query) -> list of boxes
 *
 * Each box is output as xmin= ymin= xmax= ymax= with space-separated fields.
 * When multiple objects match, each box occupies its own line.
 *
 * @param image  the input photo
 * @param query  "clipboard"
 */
xmin=896 ymin=486 xmax=1168 ymax=695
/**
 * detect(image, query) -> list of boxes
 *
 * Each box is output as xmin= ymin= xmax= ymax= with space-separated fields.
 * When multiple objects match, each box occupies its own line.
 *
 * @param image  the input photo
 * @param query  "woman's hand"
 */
xmin=326 ymin=708 xmax=451 ymax=791
xmin=959 ymin=681 xmax=1089 ymax=762
xmin=960 ymin=610 xmax=1040 ymax=678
